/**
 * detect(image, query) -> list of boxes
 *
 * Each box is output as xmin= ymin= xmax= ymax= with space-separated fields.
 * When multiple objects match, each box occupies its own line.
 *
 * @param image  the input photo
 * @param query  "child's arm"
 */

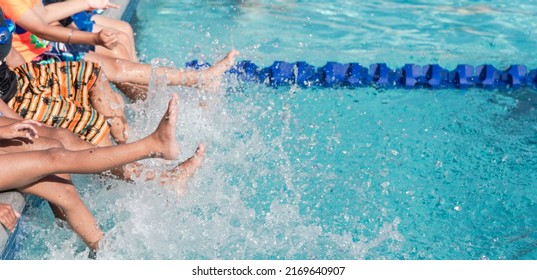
xmin=39 ymin=0 xmax=119 ymax=24
xmin=15 ymin=5 xmax=118 ymax=50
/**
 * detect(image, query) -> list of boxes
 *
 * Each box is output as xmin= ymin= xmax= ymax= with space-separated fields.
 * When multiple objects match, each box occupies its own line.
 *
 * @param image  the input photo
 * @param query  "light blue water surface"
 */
xmin=13 ymin=0 xmax=537 ymax=259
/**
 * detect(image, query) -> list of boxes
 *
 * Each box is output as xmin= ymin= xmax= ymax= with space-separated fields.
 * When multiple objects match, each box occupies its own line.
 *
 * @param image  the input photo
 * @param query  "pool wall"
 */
xmin=0 ymin=0 xmax=138 ymax=259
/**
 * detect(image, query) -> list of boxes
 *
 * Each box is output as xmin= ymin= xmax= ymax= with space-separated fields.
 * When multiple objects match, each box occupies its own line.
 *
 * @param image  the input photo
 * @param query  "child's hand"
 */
xmin=0 ymin=119 xmax=42 ymax=140
xmin=0 ymin=203 xmax=20 ymax=233
xmin=96 ymin=29 xmax=119 ymax=49
xmin=87 ymin=0 xmax=120 ymax=10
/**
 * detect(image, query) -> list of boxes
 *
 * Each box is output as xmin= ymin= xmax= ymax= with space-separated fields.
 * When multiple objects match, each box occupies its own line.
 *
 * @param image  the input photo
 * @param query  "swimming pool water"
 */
xmin=12 ymin=0 xmax=537 ymax=259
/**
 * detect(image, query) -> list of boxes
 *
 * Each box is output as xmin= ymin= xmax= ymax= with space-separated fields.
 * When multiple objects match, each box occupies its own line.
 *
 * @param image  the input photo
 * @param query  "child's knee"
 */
xmin=56 ymin=184 xmax=84 ymax=211
xmin=118 ymin=30 xmax=133 ymax=45
xmin=115 ymin=20 xmax=134 ymax=37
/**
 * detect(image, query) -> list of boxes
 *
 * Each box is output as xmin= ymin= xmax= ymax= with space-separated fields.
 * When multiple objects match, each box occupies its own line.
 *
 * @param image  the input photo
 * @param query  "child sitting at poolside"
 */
xmin=43 ymin=0 xmax=144 ymax=97
xmin=0 ymin=5 xmax=128 ymax=145
xmin=1 ymin=0 xmax=240 ymax=101
xmin=0 ymin=93 xmax=184 ymax=255
xmin=43 ymin=0 xmax=137 ymax=61
xmin=0 ymin=7 xmax=205 ymax=188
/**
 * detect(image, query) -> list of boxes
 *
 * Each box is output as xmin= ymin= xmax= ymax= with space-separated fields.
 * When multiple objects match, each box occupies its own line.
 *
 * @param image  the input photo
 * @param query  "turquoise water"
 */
xmin=13 ymin=0 xmax=537 ymax=259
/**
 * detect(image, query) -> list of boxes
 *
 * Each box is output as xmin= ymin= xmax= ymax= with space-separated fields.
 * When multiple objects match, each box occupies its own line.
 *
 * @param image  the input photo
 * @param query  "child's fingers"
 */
xmin=17 ymin=124 xmax=39 ymax=139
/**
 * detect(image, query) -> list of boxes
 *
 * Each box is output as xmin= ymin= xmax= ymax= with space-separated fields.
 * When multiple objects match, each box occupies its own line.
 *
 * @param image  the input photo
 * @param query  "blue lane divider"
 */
xmin=187 ymin=60 xmax=537 ymax=90
xmin=422 ymin=64 xmax=450 ymax=89
xmin=503 ymin=65 xmax=527 ymax=89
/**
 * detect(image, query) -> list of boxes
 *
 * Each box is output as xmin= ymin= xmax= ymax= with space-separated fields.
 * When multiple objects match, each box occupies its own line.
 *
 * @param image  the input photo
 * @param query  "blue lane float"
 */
xmin=185 ymin=60 xmax=537 ymax=90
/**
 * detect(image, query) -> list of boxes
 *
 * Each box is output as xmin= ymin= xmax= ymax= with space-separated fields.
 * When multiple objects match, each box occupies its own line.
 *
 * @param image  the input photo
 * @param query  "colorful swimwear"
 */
xmin=0 ymin=8 xmax=12 ymax=59
xmin=8 ymin=61 xmax=110 ymax=144
xmin=0 ymin=8 xmax=17 ymax=102
xmin=0 ymin=62 xmax=18 ymax=103
xmin=34 ymin=41 xmax=95 ymax=64
xmin=71 ymin=10 xmax=99 ymax=32
xmin=44 ymin=0 xmax=99 ymax=60
xmin=0 ymin=19 xmax=13 ymax=46
xmin=0 ymin=4 xmax=108 ymax=144
xmin=0 ymin=0 xmax=51 ymax=62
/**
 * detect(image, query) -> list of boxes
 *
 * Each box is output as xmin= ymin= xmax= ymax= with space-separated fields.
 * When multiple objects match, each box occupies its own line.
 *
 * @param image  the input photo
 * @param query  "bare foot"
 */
xmin=151 ymin=94 xmax=180 ymax=160
xmin=176 ymin=144 xmax=206 ymax=179
xmin=160 ymin=144 xmax=206 ymax=194
xmin=200 ymin=50 xmax=240 ymax=92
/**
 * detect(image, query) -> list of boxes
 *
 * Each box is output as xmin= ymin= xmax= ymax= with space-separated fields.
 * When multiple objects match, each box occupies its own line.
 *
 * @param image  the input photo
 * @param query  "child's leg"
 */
xmin=0 ymin=93 xmax=204 ymax=185
xmin=91 ymin=15 xmax=138 ymax=62
xmin=0 ymin=115 xmax=203 ymax=185
xmin=0 ymin=95 xmax=180 ymax=189
xmin=0 ymin=136 xmax=103 ymax=249
xmin=88 ymin=16 xmax=149 ymax=100
xmin=90 ymin=71 xmax=129 ymax=144
xmin=83 ymin=50 xmax=239 ymax=101
xmin=18 ymin=174 xmax=103 ymax=250
xmin=91 ymin=19 xmax=149 ymax=99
